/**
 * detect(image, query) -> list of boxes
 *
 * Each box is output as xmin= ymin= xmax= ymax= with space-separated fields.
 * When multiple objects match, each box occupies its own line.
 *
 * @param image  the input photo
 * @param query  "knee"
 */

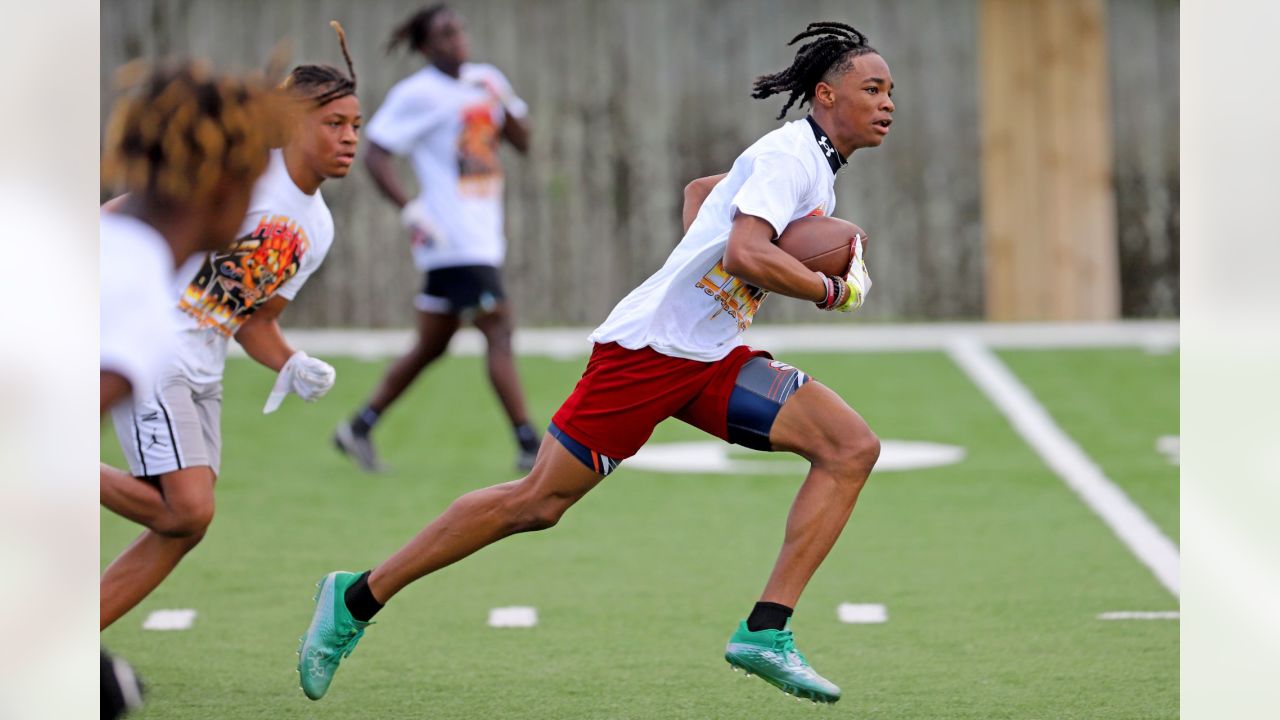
xmin=814 ymin=429 xmax=880 ymax=484
xmin=504 ymin=482 xmax=572 ymax=533
xmin=511 ymin=497 xmax=567 ymax=533
xmin=408 ymin=342 xmax=444 ymax=366
xmin=155 ymin=504 xmax=215 ymax=541
xmin=483 ymin=328 xmax=514 ymax=357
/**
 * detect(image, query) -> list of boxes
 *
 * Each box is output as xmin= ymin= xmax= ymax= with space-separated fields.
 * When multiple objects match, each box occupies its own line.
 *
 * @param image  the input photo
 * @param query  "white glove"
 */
xmin=400 ymin=198 xmax=447 ymax=249
xmin=262 ymin=351 xmax=336 ymax=414
xmin=816 ymin=233 xmax=872 ymax=313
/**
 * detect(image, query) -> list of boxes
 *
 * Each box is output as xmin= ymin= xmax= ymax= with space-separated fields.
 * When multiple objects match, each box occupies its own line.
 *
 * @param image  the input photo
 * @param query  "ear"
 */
xmin=813 ymin=80 xmax=836 ymax=109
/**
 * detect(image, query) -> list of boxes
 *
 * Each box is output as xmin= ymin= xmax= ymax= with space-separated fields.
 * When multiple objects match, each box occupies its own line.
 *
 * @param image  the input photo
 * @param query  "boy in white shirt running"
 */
xmin=299 ymin=22 xmax=892 ymax=705
xmin=333 ymin=4 xmax=541 ymax=473
xmin=100 ymin=23 xmax=363 ymax=630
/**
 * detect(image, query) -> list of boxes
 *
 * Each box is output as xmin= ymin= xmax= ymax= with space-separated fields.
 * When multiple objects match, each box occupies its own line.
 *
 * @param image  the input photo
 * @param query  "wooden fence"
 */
xmin=101 ymin=0 xmax=1178 ymax=326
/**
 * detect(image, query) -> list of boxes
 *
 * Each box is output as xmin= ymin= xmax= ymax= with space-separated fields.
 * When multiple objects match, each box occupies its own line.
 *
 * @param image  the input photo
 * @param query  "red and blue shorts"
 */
xmin=549 ymin=342 xmax=809 ymax=475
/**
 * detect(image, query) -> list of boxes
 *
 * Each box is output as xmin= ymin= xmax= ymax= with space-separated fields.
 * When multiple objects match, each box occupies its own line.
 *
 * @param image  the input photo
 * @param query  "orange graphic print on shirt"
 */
xmin=178 ymin=214 xmax=311 ymax=336
xmin=696 ymin=262 xmax=768 ymax=332
xmin=457 ymin=103 xmax=502 ymax=197
xmin=694 ymin=205 xmax=826 ymax=332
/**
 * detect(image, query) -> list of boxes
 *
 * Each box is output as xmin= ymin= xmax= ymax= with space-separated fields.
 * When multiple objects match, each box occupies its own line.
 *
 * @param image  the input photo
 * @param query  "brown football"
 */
xmin=776 ymin=216 xmax=865 ymax=276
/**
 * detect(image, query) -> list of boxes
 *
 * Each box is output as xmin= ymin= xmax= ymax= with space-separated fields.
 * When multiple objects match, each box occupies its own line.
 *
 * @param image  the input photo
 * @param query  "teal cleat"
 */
xmin=724 ymin=620 xmax=841 ymax=704
xmin=297 ymin=571 xmax=371 ymax=700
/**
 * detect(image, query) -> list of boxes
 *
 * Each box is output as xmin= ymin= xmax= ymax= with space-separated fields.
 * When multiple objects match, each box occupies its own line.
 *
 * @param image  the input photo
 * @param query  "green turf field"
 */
xmin=101 ymin=347 xmax=1178 ymax=719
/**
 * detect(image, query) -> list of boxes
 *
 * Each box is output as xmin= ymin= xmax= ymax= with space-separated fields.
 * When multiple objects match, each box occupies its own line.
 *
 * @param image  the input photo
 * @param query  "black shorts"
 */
xmin=415 ymin=265 xmax=506 ymax=314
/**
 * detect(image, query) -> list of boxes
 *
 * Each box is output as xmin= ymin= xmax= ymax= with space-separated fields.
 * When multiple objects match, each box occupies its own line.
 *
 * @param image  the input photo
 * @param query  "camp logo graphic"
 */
xmin=457 ymin=102 xmax=502 ymax=197
xmin=178 ymin=214 xmax=310 ymax=336
xmin=696 ymin=260 xmax=768 ymax=331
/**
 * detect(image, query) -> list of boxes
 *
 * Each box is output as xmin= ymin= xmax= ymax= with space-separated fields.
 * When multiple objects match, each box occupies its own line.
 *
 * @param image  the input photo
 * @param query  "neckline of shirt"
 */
xmin=804 ymin=115 xmax=847 ymax=176
xmin=271 ymin=148 xmax=322 ymax=203
xmin=423 ymin=63 xmax=475 ymax=85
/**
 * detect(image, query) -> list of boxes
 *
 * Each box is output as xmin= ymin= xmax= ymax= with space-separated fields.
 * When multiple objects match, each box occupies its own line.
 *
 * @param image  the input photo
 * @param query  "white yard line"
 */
xmin=837 ymin=603 xmax=888 ymax=624
xmin=487 ymin=606 xmax=538 ymax=628
xmin=237 ymin=321 xmax=1178 ymax=359
xmin=1098 ymin=611 xmax=1180 ymax=620
xmin=945 ymin=337 xmax=1180 ymax=598
xmin=142 ymin=608 xmax=197 ymax=630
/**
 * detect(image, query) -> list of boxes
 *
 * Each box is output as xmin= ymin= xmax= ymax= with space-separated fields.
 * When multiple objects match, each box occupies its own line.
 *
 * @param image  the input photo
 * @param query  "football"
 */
xmin=776 ymin=216 xmax=865 ymax=276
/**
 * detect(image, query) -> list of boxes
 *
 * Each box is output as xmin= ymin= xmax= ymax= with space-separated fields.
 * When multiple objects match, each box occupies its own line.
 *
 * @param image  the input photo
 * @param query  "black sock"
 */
xmin=746 ymin=601 xmax=793 ymax=632
xmin=344 ymin=570 xmax=384 ymax=622
xmin=514 ymin=422 xmax=539 ymax=452
xmin=350 ymin=407 xmax=381 ymax=437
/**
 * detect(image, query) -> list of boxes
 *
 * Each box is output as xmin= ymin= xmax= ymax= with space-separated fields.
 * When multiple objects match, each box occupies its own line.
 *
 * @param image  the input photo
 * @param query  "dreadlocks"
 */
xmin=387 ymin=4 xmax=449 ymax=54
xmin=280 ymin=20 xmax=358 ymax=107
xmin=101 ymin=61 xmax=289 ymax=205
xmin=753 ymin=22 xmax=878 ymax=120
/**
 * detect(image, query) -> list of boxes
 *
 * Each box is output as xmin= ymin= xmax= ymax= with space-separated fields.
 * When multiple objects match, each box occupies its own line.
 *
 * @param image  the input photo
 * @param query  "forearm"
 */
xmin=502 ymin=115 xmax=529 ymax=153
xmin=365 ymin=146 xmax=412 ymax=208
xmin=724 ymin=245 xmax=827 ymax=303
xmin=235 ymin=318 xmax=295 ymax=372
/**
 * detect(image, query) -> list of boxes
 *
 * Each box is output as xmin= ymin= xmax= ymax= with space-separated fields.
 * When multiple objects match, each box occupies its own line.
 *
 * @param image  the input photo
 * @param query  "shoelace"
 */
xmin=771 ymin=629 xmax=808 ymax=666
xmin=336 ymin=626 xmax=366 ymax=660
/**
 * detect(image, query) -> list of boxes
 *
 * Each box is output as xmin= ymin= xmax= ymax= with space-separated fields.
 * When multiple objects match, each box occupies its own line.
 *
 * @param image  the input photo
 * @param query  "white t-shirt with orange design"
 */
xmin=590 ymin=117 xmax=841 ymax=362
xmin=365 ymin=63 xmax=527 ymax=271
xmin=172 ymin=149 xmax=334 ymax=384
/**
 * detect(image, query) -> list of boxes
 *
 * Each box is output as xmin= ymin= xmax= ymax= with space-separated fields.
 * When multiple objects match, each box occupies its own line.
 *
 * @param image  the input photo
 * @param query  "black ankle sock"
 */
xmin=746 ymin=601 xmax=793 ymax=632
xmin=514 ymin=422 xmax=539 ymax=452
xmin=344 ymin=570 xmax=384 ymax=622
xmin=350 ymin=407 xmax=381 ymax=437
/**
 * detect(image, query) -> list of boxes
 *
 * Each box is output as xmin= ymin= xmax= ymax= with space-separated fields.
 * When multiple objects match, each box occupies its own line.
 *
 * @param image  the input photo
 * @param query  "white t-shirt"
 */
xmin=365 ymin=62 xmax=527 ymax=271
xmin=100 ymin=212 xmax=179 ymax=401
xmin=590 ymin=117 xmax=845 ymax=361
xmin=172 ymin=149 xmax=335 ymax=384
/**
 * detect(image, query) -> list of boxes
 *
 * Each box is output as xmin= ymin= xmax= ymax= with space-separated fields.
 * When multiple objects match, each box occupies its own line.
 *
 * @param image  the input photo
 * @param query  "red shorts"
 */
xmin=551 ymin=342 xmax=770 ymax=460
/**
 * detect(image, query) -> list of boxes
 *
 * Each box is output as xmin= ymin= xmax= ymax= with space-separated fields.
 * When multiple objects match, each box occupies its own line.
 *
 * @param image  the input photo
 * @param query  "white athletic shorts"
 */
xmin=111 ymin=370 xmax=222 ymax=477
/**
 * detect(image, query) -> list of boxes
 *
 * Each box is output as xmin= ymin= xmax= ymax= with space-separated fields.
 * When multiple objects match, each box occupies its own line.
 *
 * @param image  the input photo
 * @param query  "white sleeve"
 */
xmin=729 ymin=152 xmax=812 ymax=238
xmin=365 ymin=83 xmax=438 ymax=155
xmin=490 ymin=68 xmax=529 ymax=120
xmin=100 ymin=266 xmax=176 ymax=395
xmin=275 ymin=225 xmax=333 ymax=301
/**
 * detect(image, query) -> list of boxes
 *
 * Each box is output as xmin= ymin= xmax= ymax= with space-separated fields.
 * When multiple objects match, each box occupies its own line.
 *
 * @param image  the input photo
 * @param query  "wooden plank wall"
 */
xmin=980 ymin=0 xmax=1120 ymax=321
xmin=101 ymin=0 xmax=1176 ymax=327
xmin=1108 ymin=0 xmax=1179 ymax=317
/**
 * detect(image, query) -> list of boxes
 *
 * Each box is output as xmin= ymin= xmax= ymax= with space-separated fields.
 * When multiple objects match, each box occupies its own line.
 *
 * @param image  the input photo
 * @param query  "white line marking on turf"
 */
xmin=238 ymin=321 xmax=1178 ymax=359
xmin=837 ymin=603 xmax=888 ymax=624
xmin=627 ymin=440 xmax=964 ymax=475
xmin=487 ymin=606 xmax=538 ymax=628
xmin=1156 ymin=435 xmax=1180 ymax=466
xmin=946 ymin=337 xmax=1181 ymax=598
xmin=1097 ymin=611 xmax=1180 ymax=620
xmin=142 ymin=608 xmax=197 ymax=630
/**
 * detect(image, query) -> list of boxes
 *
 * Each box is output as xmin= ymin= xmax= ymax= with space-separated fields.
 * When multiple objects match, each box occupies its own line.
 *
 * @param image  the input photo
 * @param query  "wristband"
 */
xmin=816 ymin=273 xmax=849 ymax=311
xmin=815 ymin=273 xmax=836 ymax=310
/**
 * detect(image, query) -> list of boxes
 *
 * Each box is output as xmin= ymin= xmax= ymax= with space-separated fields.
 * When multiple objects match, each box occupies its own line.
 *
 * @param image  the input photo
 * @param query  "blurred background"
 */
xmin=100 ymin=0 xmax=1178 ymax=328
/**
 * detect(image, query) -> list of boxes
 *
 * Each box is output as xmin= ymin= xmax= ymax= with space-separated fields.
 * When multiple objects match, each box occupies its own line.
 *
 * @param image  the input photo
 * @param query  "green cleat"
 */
xmin=724 ymin=620 xmax=841 ymax=704
xmin=297 ymin=571 xmax=371 ymax=700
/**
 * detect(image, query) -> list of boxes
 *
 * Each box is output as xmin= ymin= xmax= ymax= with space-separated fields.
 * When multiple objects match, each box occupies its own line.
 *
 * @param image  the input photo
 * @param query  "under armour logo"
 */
xmin=818 ymin=136 xmax=835 ymax=157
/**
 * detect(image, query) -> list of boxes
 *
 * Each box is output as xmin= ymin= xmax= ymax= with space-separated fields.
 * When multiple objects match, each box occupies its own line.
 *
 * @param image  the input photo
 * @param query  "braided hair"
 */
xmin=387 ymin=4 xmax=450 ymax=54
xmin=101 ymin=61 xmax=289 ymax=205
xmin=753 ymin=22 xmax=878 ymax=120
xmin=280 ymin=21 xmax=357 ymax=106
